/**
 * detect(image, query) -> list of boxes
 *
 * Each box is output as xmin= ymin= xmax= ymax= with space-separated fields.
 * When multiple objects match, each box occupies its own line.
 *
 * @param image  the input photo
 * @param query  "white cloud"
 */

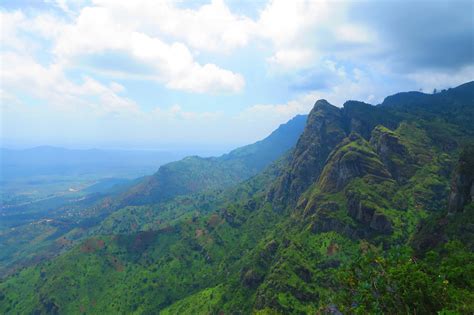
xmin=0 ymin=0 xmax=387 ymax=97
xmin=1 ymin=51 xmax=139 ymax=116
xmin=257 ymin=0 xmax=332 ymax=45
xmin=238 ymin=93 xmax=317 ymax=124
xmin=57 ymin=0 xmax=366 ymax=75
xmin=267 ymin=49 xmax=314 ymax=70
xmin=406 ymin=65 xmax=474 ymax=93
xmin=237 ymin=61 xmax=398 ymax=129
xmin=257 ymin=0 xmax=345 ymax=69
xmin=1 ymin=10 xmax=68 ymax=53
xmin=1 ymin=10 xmax=30 ymax=51
xmin=92 ymin=0 xmax=257 ymax=53
xmin=151 ymin=104 xmax=222 ymax=121
xmin=49 ymin=4 xmax=245 ymax=93
xmin=109 ymin=82 xmax=125 ymax=93
xmin=2 ymin=0 xmax=473 ymax=148
xmin=1 ymin=5 xmax=245 ymax=95
xmin=334 ymin=24 xmax=375 ymax=44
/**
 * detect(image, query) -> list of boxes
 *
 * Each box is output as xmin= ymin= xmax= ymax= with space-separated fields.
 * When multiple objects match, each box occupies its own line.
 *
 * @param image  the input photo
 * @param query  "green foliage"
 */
xmin=119 ymin=115 xmax=306 ymax=205
xmin=1 ymin=82 xmax=474 ymax=314
xmin=318 ymin=133 xmax=391 ymax=193
xmin=336 ymin=242 xmax=474 ymax=314
xmin=160 ymin=285 xmax=226 ymax=314
xmin=459 ymin=143 xmax=474 ymax=177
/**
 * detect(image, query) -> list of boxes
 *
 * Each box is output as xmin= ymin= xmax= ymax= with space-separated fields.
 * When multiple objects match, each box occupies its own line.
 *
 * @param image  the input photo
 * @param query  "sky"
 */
xmin=1 ymin=0 xmax=473 ymax=151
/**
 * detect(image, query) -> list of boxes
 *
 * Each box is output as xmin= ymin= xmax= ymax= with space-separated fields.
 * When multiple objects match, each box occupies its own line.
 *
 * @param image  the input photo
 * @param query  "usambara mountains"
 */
xmin=1 ymin=82 xmax=473 ymax=314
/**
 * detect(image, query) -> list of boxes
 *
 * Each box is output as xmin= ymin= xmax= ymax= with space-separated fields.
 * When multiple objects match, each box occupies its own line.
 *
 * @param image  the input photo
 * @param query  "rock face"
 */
xmin=318 ymin=133 xmax=391 ymax=193
xmin=310 ymin=214 xmax=361 ymax=239
xmin=370 ymin=212 xmax=393 ymax=234
xmin=241 ymin=268 xmax=264 ymax=288
xmin=346 ymin=192 xmax=393 ymax=234
xmin=269 ymin=100 xmax=346 ymax=206
xmin=306 ymin=196 xmax=387 ymax=239
xmin=347 ymin=194 xmax=375 ymax=224
xmin=448 ymin=146 xmax=474 ymax=213
xmin=370 ymin=125 xmax=414 ymax=182
xmin=413 ymin=145 xmax=474 ymax=253
xmin=342 ymin=101 xmax=399 ymax=140
xmin=269 ymin=100 xmax=401 ymax=207
xmin=447 ymin=173 xmax=472 ymax=213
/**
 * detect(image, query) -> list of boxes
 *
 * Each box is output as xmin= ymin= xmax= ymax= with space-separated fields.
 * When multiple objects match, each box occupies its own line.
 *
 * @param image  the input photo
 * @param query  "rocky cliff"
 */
xmin=269 ymin=100 xmax=346 ymax=206
xmin=448 ymin=145 xmax=474 ymax=213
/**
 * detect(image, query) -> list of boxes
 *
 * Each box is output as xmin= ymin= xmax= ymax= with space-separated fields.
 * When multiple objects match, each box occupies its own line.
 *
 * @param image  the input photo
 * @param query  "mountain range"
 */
xmin=119 ymin=114 xmax=307 ymax=205
xmin=0 ymin=82 xmax=473 ymax=314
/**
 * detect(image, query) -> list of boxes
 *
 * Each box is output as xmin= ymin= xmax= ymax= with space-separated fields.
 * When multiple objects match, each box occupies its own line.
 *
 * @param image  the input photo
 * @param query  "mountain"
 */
xmin=119 ymin=114 xmax=307 ymax=205
xmin=0 ymin=115 xmax=306 ymax=279
xmin=1 ymin=82 xmax=473 ymax=314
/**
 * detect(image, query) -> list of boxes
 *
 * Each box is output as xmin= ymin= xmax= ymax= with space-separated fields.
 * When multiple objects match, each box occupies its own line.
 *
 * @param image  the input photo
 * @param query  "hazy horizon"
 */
xmin=0 ymin=140 xmax=247 ymax=155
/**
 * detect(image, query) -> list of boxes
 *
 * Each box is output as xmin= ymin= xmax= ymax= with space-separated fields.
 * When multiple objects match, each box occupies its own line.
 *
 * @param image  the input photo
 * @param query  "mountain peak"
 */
xmin=313 ymin=99 xmax=332 ymax=107
xmin=269 ymin=100 xmax=346 ymax=206
xmin=311 ymin=99 xmax=339 ymax=113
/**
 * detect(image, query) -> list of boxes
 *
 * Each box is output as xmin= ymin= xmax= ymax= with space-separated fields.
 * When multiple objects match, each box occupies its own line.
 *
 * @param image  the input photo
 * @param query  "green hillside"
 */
xmin=0 ymin=115 xmax=306 ymax=279
xmin=119 ymin=115 xmax=307 ymax=205
xmin=1 ymin=82 xmax=473 ymax=314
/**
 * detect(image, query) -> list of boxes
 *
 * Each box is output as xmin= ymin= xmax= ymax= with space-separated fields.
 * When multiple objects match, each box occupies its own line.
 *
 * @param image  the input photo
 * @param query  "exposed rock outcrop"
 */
xmin=448 ymin=145 xmax=474 ymax=213
xmin=370 ymin=212 xmax=393 ymax=234
xmin=412 ymin=145 xmax=474 ymax=254
xmin=346 ymin=192 xmax=393 ymax=234
xmin=303 ymin=200 xmax=339 ymax=219
xmin=370 ymin=125 xmax=414 ymax=182
xmin=342 ymin=101 xmax=399 ymax=140
xmin=318 ymin=133 xmax=391 ymax=193
xmin=347 ymin=194 xmax=375 ymax=224
xmin=269 ymin=100 xmax=346 ymax=206
xmin=310 ymin=210 xmax=369 ymax=239
xmin=241 ymin=268 xmax=264 ymax=288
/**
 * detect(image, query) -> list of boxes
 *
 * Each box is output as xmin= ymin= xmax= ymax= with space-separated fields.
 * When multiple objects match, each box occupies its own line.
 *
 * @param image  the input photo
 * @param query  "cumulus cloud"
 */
xmin=256 ymin=0 xmax=329 ymax=69
xmin=1 ymin=51 xmax=139 ymax=116
xmin=91 ymin=0 xmax=257 ymax=53
xmin=1 ymin=10 xmax=31 ymax=51
xmin=52 ymin=5 xmax=245 ymax=93
xmin=2 ymin=5 xmax=245 ymax=95
xmin=267 ymin=49 xmax=315 ymax=70
xmin=2 ymin=0 xmax=473 ymax=148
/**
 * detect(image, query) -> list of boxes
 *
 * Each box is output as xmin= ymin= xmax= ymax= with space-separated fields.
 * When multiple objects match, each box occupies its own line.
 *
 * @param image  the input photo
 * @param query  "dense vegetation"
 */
xmin=0 ymin=116 xmax=306 ymax=279
xmin=0 ymin=82 xmax=473 ymax=314
xmin=119 ymin=115 xmax=306 ymax=205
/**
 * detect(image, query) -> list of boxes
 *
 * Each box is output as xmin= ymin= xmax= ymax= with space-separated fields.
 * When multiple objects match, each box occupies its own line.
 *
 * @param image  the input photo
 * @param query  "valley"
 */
xmin=1 ymin=82 xmax=473 ymax=314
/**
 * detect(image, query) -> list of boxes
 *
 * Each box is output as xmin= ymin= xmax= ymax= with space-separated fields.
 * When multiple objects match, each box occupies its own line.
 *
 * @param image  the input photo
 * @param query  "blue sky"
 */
xmin=1 ymin=0 xmax=473 ymax=150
